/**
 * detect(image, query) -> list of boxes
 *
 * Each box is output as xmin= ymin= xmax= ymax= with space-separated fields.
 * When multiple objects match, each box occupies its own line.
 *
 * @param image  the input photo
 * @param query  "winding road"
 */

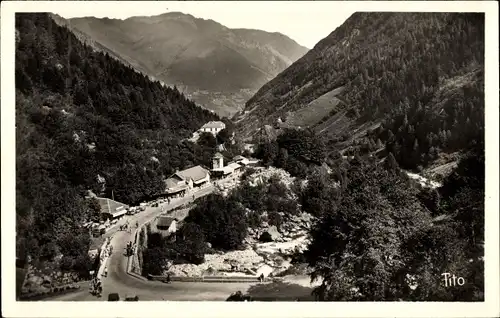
xmin=51 ymin=183 xmax=259 ymax=301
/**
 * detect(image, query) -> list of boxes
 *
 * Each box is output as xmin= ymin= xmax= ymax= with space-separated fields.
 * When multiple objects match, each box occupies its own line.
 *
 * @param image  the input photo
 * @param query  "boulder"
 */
xmin=259 ymin=225 xmax=281 ymax=242
xmin=42 ymin=275 xmax=52 ymax=285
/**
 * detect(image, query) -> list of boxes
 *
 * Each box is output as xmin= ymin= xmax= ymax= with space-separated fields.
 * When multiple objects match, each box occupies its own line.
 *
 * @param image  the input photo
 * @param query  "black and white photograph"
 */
xmin=2 ymin=0 xmax=499 ymax=317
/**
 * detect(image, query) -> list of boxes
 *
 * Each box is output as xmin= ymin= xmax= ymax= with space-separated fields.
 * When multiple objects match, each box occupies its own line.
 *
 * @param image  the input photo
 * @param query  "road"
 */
xmin=51 ymin=183 xmax=259 ymax=301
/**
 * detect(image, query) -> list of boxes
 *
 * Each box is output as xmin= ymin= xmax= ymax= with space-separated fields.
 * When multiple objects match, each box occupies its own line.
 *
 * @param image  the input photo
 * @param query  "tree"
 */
xmin=275 ymin=148 xmax=289 ymax=168
xmin=384 ymin=152 xmax=399 ymax=172
xmin=15 ymin=13 xmax=220 ymax=273
xmin=86 ymin=198 xmax=102 ymax=222
xmin=305 ymin=160 xmax=431 ymax=301
xmin=198 ymin=132 xmax=217 ymax=148
xmin=268 ymin=211 xmax=283 ymax=229
xmin=142 ymin=247 xmax=168 ymax=276
xmin=185 ymin=194 xmax=248 ymax=250
xmin=257 ymin=141 xmax=279 ymax=166
xmin=216 ymin=129 xmax=231 ymax=145
xmin=176 ymin=222 xmax=207 ymax=264
xmin=301 ymin=170 xmax=338 ymax=217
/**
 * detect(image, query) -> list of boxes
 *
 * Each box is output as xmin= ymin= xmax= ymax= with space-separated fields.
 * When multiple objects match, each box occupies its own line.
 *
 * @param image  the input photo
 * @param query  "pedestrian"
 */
xmin=192 ymin=194 xmax=195 ymax=201
xmin=104 ymin=267 xmax=108 ymax=277
xmin=167 ymin=273 xmax=171 ymax=284
xmin=136 ymin=221 xmax=139 ymax=228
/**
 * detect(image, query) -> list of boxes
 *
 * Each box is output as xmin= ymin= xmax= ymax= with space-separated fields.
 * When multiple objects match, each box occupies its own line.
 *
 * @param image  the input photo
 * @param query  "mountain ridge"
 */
xmin=60 ymin=12 xmax=309 ymax=117
xmin=236 ymin=12 xmax=484 ymax=170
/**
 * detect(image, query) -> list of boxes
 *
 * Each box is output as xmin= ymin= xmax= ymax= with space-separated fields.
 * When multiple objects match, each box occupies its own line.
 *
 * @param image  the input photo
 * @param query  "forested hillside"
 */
xmin=237 ymin=12 xmax=485 ymax=300
xmin=304 ymin=142 xmax=484 ymax=301
xmin=15 ymin=13 xmax=218 ymax=268
xmin=237 ymin=12 xmax=484 ymax=170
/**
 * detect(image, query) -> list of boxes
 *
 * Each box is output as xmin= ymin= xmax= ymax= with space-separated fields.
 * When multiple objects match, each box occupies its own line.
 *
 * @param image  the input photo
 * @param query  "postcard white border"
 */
xmin=2 ymin=1 xmax=499 ymax=317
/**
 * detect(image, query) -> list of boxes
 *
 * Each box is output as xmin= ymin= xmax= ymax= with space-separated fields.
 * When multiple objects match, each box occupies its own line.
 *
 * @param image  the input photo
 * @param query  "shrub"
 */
xmin=59 ymin=256 xmax=74 ymax=271
xmin=268 ymin=212 xmax=283 ymax=228
xmin=259 ymin=232 xmax=273 ymax=243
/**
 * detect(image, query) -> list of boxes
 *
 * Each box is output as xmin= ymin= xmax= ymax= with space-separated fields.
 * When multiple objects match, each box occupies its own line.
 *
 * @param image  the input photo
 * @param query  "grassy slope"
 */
xmin=236 ymin=12 xmax=484 ymax=159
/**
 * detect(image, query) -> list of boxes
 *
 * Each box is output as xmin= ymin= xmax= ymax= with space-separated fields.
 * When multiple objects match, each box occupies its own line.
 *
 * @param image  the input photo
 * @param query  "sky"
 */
xmin=51 ymin=1 xmax=355 ymax=49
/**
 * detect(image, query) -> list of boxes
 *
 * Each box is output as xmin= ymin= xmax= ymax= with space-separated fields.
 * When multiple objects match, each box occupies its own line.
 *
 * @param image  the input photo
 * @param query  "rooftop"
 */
xmin=201 ymin=121 xmax=225 ymax=129
xmin=157 ymin=216 xmax=176 ymax=228
xmin=97 ymin=197 xmax=129 ymax=215
xmin=214 ymin=152 xmax=224 ymax=159
xmin=226 ymin=162 xmax=242 ymax=170
xmin=175 ymin=165 xmax=209 ymax=182
xmin=164 ymin=177 xmax=189 ymax=193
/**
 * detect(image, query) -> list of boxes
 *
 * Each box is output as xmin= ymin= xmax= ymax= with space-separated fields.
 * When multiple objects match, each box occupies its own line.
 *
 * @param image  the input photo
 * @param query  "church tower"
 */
xmin=212 ymin=153 xmax=224 ymax=170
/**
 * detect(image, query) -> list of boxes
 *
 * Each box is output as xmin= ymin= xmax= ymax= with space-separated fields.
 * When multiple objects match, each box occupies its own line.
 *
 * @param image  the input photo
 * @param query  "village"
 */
xmin=85 ymin=121 xmax=259 ymax=239
xmin=20 ymin=115 xmax=446 ymax=300
xmin=75 ymin=119 xmax=319 ymax=293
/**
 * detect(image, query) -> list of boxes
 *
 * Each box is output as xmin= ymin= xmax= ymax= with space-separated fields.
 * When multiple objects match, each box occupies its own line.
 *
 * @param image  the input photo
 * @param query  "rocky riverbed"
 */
xmin=165 ymin=211 xmax=314 ymax=278
xmin=21 ymin=263 xmax=86 ymax=295
xmin=163 ymin=166 xmax=315 ymax=278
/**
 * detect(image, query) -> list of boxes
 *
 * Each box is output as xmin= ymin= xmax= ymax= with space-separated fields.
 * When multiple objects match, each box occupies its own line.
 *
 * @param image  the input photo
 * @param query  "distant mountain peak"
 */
xmin=64 ymin=12 xmax=309 ymax=117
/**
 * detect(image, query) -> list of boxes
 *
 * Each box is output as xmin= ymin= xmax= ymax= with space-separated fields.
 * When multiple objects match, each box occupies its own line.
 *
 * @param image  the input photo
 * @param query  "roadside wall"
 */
xmin=128 ymin=224 xmax=147 ymax=275
xmin=97 ymin=237 xmax=112 ymax=279
xmin=148 ymin=275 xmax=267 ymax=283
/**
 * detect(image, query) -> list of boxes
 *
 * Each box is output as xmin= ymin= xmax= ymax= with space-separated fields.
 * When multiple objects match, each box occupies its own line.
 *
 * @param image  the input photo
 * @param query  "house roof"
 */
xmin=213 ymin=167 xmax=233 ymax=175
xmin=226 ymin=162 xmax=242 ymax=170
xmin=233 ymin=155 xmax=245 ymax=161
xmin=201 ymin=121 xmax=225 ymax=129
xmin=214 ymin=152 xmax=224 ymax=159
xmin=157 ymin=216 xmax=176 ymax=228
xmin=213 ymin=162 xmax=241 ymax=175
xmin=175 ymin=165 xmax=209 ymax=182
xmin=165 ymin=176 xmax=184 ymax=189
xmin=97 ymin=197 xmax=129 ymax=215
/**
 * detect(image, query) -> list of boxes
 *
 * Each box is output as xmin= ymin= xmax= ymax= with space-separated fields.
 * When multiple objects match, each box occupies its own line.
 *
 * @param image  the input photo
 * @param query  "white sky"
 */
xmin=51 ymin=1 xmax=355 ymax=49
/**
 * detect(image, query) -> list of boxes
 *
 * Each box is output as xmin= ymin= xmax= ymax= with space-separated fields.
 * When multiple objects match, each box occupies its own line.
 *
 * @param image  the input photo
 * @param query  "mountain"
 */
xmin=236 ymin=12 xmax=484 ymax=170
xmin=58 ymin=12 xmax=308 ymax=117
xmin=15 ymin=13 xmax=219 ymax=271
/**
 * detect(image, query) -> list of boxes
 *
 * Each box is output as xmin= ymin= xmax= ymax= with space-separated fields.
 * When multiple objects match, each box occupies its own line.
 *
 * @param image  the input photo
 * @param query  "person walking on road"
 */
xmin=103 ymin=267 xmax=108 ymax=277
xmin=136 ymin=221 xmax=139 ymax=228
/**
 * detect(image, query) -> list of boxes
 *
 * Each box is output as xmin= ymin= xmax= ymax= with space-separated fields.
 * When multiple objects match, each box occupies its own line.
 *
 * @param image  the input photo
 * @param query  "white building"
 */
xmin=211 ymin=153 xmax=243 ymax=178
xmin=156 ymin=216 xmax=177 ymax=235
xmin=213 ymin=152 xmax=224 ymax=169
xmin=164 ymin=165 xmax=211 ymax=197
xmin=199 ymin=121 xmax=226 ymax=135
xmin=97 ymin=197 xmax=129 ymax=220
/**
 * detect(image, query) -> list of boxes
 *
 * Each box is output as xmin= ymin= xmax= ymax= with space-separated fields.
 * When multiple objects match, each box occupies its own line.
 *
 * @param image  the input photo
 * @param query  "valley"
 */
xmin=52 ymin=12 xmax=308 ymax=117
xmin=13 ymin=10 xmax=487 ymax=304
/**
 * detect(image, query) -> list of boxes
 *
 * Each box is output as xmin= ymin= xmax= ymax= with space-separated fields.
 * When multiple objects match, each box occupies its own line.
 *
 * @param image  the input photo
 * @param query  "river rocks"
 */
xmin=247 ymin=167 xmax=296 ymax=190
xmin=42 ymin=275 xmax=52 ymax=286
xmin=166 ymin=249 xmax=265 ymax=277
xmin=259 ymin=225 xmax=281 ymax=242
